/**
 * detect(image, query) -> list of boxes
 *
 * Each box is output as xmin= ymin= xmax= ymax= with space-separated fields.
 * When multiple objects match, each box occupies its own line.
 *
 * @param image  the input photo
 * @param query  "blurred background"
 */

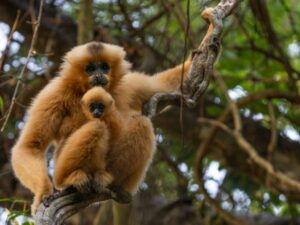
xmin=0 ymin=0 xmax=300 ymax=224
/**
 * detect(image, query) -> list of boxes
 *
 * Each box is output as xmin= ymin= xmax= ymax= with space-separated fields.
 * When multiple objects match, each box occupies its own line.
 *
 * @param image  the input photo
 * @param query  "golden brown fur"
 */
xmin=54 ymin=86 xmax=156 ymax=194
xmin=54 ymin=87 xmax=155 ymax=193
xmin=54 ymin=87 xmax=119 ymax=192
xmin=11 ymin=41 xmax=191 ymax=214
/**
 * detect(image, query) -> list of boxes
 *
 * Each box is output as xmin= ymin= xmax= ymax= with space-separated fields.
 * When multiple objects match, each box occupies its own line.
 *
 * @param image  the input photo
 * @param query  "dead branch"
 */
xmin=143 ymin=0 xmax=239 ymax=117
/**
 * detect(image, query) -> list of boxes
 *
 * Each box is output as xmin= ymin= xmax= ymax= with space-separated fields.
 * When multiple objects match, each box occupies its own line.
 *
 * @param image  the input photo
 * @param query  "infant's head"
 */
xmin=81 ymin=87 xmax=114 ymax=120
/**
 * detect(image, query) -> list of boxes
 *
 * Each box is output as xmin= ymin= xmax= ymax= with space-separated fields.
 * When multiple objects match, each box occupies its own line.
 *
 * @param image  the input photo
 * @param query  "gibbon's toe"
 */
xmin=93 ymin=171 xmax=114 ymax=191
xmin=73 ymin=178 xmax=95 ymax=193
xmin=31 ymin=184 xmax=54 ymax=215
xmin=108 ymin=184 xmax=132 ymax=203
xmin=60 ymin=169 xmax=92 ymax=193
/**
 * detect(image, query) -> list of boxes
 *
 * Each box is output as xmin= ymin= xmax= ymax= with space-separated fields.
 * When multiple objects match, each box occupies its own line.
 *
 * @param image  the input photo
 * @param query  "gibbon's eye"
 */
xmin=85 ymin=63 xmax=98 ymax=75
xmin=100 ymin=62 xmax=110 ymax=73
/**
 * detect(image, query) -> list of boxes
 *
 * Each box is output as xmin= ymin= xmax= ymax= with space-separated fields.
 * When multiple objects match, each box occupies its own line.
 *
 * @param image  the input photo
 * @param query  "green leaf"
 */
xmin=9 ymin=211 xmax=24 ymax=220
xmin=0 ymin=96 xmax=3 ymax=110
xmin=22 ymin=222 xmax=35 ymax=225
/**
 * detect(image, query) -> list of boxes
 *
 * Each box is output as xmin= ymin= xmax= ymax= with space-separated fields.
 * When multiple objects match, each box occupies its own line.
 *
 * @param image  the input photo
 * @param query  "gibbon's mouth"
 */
xmin=92 ymin=110 xmax=103 ymax=118
xmin=91 ymin=75 xmax=108 ymax=87
xmin=90 ymin=102 xmax=105 ymax=118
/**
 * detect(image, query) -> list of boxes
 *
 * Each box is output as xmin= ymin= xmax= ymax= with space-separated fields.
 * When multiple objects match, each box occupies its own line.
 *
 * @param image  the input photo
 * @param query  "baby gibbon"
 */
xmin=54 ymin=86 xmax=156 ymax=195
xmin=11 ymin=41 xmax=191 ymax=214
xmin=54 ymin=87 xmax=120 ymax=192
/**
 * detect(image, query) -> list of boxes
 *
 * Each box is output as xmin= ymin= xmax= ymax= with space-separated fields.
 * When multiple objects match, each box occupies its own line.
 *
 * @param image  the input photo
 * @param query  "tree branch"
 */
xmin=143 ymin=0 xmax=239 ymax=118
xmin=1 ymin=0 xmax=44 ymax=132
xmin=34 ymin=186 xmax=132 ymax=225
xmin=198 ymin=118 xmax=300 ymax=195
xmin=0 ymin=11 xmax=20 ymax=72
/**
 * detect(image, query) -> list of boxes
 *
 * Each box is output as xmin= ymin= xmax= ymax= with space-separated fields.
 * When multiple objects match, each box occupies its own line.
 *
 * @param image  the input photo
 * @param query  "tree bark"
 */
xmin=78 ymin=0 xmax=93 ymax=44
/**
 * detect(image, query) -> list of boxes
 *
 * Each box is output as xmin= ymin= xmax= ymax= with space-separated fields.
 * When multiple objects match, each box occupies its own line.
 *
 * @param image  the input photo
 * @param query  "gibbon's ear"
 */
xmin=108 ymin=98 xmax=113 ymax=107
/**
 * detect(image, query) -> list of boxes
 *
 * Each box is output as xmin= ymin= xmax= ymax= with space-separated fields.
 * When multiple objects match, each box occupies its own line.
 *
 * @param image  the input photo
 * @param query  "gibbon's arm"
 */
xmin=151 ymin=60 xmax=192 ymax=93
xmin=54 ymin=120 xmax=111 ymax=191
xmin=11 ymin=81 xmax=64 ymax=213
xmin=120 ymin=60 xmax=191 ymax=112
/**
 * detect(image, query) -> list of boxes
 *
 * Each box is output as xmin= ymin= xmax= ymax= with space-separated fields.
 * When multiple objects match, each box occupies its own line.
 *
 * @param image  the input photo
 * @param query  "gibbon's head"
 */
xmin=61 ymin=42 xmax=131 ymax=92
xmin=81 ymin=87 xmax=114 ymax=120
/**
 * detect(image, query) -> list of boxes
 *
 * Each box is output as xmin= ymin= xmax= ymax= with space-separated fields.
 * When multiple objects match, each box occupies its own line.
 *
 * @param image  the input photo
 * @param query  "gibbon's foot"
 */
xmin=31 ymin=192 xmax=52 ymax=215
xmin=61 ymin=169 xmax=95 ymax=193
xmin=31 ymin=199 xmax=41 ymax=216
xmin=42 ymin=187 xmax=77 ymax=207
xmin=31 ymin=182 xmax=54 ymax=215
xmin=31 ymin=202 xmax=39 ymax=216
xmin=61 ymin=170 xmax=113 ymax=193
xmin=42 ymin=190 xmax=59 ymax=207
xmin=74 ymin=177 xmax=97 ymax=193
xmin=108 ymin=184 xmax=132 ymax=203
xmin=92 ymin=171 xmax=113 ymax=193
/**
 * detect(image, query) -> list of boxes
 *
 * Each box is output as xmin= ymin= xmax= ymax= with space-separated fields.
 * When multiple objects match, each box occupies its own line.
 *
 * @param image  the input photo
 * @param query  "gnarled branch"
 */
xmin=143 ymin=0 xmax=238 ymax=117
xmin=34 ymin=186 xmax=131 ymax=225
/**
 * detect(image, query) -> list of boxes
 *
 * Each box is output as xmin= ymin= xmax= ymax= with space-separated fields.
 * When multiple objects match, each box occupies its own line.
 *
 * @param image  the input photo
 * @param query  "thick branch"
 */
xmin=34 ymin=186 xmax=132 ymax=225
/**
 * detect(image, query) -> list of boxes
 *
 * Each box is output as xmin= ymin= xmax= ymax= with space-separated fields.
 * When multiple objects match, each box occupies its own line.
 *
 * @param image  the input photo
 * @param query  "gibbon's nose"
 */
xmin=96 ymin=75 xmax=108 ymax=86
xmin=93 ymin=108 xmax=103 ymax=118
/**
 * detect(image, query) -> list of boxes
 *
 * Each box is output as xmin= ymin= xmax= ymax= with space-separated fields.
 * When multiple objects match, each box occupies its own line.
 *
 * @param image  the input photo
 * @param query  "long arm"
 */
xmin=119 ymin=60 xmax=192 ymax=114
xmin=11 ymin=85 xmax=64 ymax=214
xmin=151 ymin=60 xmax=192 ymax=93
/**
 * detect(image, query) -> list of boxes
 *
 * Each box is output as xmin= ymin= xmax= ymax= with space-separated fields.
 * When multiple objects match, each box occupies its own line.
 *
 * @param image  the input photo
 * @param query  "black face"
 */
xmin=89 ymin=102 xmax=105 ymax=118
xmin=85 ymin=62 xmax=110 ymax=86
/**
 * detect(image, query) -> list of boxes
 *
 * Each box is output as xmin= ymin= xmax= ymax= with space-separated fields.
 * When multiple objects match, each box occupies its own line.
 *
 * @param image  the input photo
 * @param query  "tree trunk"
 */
xmin=78 ymin=0 xmax=93 ymax=44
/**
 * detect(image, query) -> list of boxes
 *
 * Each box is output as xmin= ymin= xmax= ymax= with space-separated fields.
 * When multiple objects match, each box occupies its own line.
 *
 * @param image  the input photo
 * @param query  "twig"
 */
xmin=158 ymin=145 xmax=189 ymax=194
xmin=0 ymin=11 xmax=21 ymax=71
xmin=266 ymin=101 xmax=277 ymax=186
xmin=194 ymin=120 xmax=249 ymax=225
xmin=214 ymin=71 xmax=242 ymax=132
xmin=198 ymin=118 xmax=300 ymax=193
xmin=267 ymin=101 xmax=277 ymax=163
xmin=143 ymin=92 xmax=181 ymax=118
xmin=0 ymin=0 xmax=44 ymax=132
xmin=249 ymin=0 xmax=298 ymax=83
xmin=161 ymin=0 xmax=198 ymax=47
xmin=179 ymin=0 xmax=191 ymax=148
xmin=194 ymin=89 xmax=300 ymax=169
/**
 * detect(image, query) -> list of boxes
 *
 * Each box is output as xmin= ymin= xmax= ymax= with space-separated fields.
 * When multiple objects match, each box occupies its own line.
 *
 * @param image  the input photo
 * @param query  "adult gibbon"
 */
xmin=54 ymin=86 xmax=154 ymax=197
xmin=11 ymin=41 xmax=191 ymax=213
